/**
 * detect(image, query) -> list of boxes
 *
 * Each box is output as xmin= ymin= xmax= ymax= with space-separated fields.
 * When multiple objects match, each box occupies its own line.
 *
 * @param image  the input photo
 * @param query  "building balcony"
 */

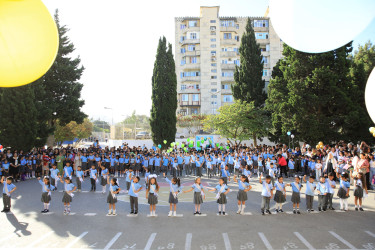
xmin=221 ymin=63 xmax=236 ymax=70
xmin=183 ymin=50 xmax=201 ymax=57
xmin=220 ymin=51 xmax=238 ymax=57
xmin=261 ymin=51 xmax=270 ymax=57
xmin=256 ymin=39 xmax=269 ymax=45
xmin=181 ymin=63 xmax=201 ymax=70
xmin=180 ymin=101 xmax=200 ymax=106
xmin=221 ymin=88 xmax=232 ymax=94
xmin=179 ymin=87 xmax=201 ymax=93
xmin=254 ymin=27 xmax=269 ymax=32
xmin=220 ymin=26 xmax=238 ymax=32
xmin=181 ymin=76 xmax=201 ymax=82
xmin=221 ymin=39 xmax=238 ymax=45
xmin=221 ymin=76 xmax=235 ymax=82
xmin=180 ymin=39 xmax=200 ymax=45
xmin=183 ymin=26 xmax=200 ymax=33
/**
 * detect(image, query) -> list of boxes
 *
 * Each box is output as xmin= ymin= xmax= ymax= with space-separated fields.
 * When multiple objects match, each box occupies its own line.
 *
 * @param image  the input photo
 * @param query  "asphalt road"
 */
xmin=1 ymin=174 xmax=375 ymax=250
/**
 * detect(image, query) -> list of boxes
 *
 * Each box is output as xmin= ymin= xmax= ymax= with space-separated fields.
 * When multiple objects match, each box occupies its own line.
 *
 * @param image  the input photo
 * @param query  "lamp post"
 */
xmin=287 ymin=131 xmax=291 ymax=148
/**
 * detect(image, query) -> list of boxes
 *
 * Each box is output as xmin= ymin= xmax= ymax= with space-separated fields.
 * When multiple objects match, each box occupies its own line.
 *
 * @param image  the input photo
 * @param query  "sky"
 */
xmin=42 ymin=0 xmax=375 ymax=124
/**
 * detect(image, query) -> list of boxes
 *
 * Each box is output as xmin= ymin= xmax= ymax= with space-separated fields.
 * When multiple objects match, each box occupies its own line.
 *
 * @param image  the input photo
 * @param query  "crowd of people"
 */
xmin=0 ymin=140 xmax=374 ymax=216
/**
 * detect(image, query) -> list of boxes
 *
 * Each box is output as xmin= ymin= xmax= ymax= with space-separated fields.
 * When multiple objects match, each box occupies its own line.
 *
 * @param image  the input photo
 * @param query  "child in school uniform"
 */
xmin=325 ymin=173 xmax=336 ymax=210
xmin=60 ymin=177 xmax=77 ymax=215
xmin=233 ymin=175 xmax=252 ymax=215
xmin=125 ymin=168 xmax=134 ymax=192
xmin=274 ymin=176 xmax=286 ymax=213
xmin=269 ymin=163 xmax=276 ymax=186
xmin=100 ymin=165 xmax=109 ymax=194
xmin=221 ymin=165 xmax=231 ymax=185
xmin=1 ymin=176 xmax=16 ymax=213
xmin=259 ymin=174 xmax=274 ymax=215
xmin=38 ymin=177 xmax=54 ymax=213
xmin=50 ymin=164 xmax=60 ymax=190
xmin=184 ymin=177 xmax=205 ymax=215
xmin=337 ymin=172 xmax=350 ymax=211
xmin=128 ymin=176 xmax=143 ymax=215
xmin=316 ymin=176 xmax=328 ymax=211
xmin=172 ymin=158 xmax=178 ymax=178
xmin=107 ymin=178 xmax=121 ymax=216
xmin=207 ymin=177 xmax=230 ymax=215
xmin=303 ymin=175 xmax=316 ymax=212
xmin=63 ymin=162 xmax=73 ymax=180
xmin=146 ymin=175 xmax=159 ymax=216
xmin=352 ymin=172 xmax=367 ymax=211
xmin=86 ymin=165 xmax=98 ymax=192
xmin=163 ymin=173 xmax=182 ymax=217
xmin=75 ymin=166 xmax=84 ymax=192
xmin=288 ymin=176 xmax=303 ymax=214
xmin=315 ymin=159 xmax=323 ymax=181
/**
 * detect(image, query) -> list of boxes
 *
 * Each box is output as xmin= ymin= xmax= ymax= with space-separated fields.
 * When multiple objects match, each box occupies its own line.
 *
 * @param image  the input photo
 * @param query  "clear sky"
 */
xmin=42 ymin=0 xmax=375 ymax=124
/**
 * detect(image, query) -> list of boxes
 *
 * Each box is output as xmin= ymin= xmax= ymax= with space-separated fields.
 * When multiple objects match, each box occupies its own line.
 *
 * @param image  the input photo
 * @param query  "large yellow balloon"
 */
xmin=0 ymin=0 xmax=59 ymax=87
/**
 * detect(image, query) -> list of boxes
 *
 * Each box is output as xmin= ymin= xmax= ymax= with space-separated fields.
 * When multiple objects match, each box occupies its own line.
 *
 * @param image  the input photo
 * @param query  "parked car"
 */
xmin=175 ymin=132 xmax=187 ymax=139
xmin=135 ymin=131 xmax=150 ymax=139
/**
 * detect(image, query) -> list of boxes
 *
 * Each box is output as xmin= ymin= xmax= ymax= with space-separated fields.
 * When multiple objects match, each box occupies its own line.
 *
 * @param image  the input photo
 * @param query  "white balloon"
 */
xmin=365 ymin=67 xmax=375 ymax=124
xmin=269 ymin=0 xmax=375 ymax=53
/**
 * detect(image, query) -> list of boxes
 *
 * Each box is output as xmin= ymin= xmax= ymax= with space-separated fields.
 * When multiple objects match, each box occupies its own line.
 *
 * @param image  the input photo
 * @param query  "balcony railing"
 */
xmin=221 ymin=39 xmax=238 ymax=45
xmin=181 ymin=63 xmax=201 ymax=70
xmin=221 ymin=64 xmax=236 ymax=70
xmin=220 ymin=51 xmax=238 ymax=57
xmin=220 ymin=26 xmax=238 ymax=32
xmin=180 ymin=39 xmax=200 ymax=45
xmin=183 ymin=26 xmax=200 ymax=33
xmin=181 ymin=76 xmax=201 ymax=82
xmin=180 ymin=100 xmax=200 ymax=106
xmin=221 ymin=76 xmax=235 ymax=81
xmin=183 ymin=50 xmax=201 ymax=57
xmin=179 ymin=87 xmax=200 ymax=93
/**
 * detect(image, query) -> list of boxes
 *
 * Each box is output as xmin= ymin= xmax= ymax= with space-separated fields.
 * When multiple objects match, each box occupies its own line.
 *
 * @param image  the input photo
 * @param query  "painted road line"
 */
xmin=185 ymin=233 xmax=192 ymax=250
xmin=144 ymin=233 xmax=157 ymax=250
xmin=27 ymin=231 xmax=54 ymax=248
xmin=294 ymin=232 xmax=314 ymax=250
xmin=104 ymin=232 xmax=122 ymax=250
xmin=84 ymin=213 xmax=96 ymax=216
xmin=65 ymin=231 xmax=88 ymax=248
xmin=329 ymin=231 xmax=356 ymax=249
xmin=365 ymin=231 xmax=375 ymax=238
xmin=258 ymin=232 xmax=273 ymax=250
xmin=222 ymin=233 xmax=232 ymax=250
xmin=147 ymin=214 xmax=158 ymax=217
xmin=242 ymin=212 xmax=252 ymax=215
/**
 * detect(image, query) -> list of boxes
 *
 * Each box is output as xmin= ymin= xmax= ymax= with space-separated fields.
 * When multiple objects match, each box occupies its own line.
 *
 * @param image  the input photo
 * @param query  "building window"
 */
xmin=188 ymin=20 xmax=198 ymax=27
xmin=262 ymin=56 xmax=268 ymax=64
xmin=192 ymin=94 xmax=199 ymax=101
xmin=234 ymin=59 xmax=240 ymax=66
xmin=223 ymin=95 xmax=233 ymax=102
xmin=190 ymin=33 xmax=197 ymax=40
xmin=211 ymin=88 xmax=217 ymax=92
xmin=211 ymin=31 xmax=216 ymax=35
xmin=181 ymin=85 xmax=186 ymax=90
xmin=266 ymin=44 xmax=270 ymax=51
xmin=255 ymin=33 xmax=269 ymax=39
xmin=211 ymin=95 xmax=217 ymax=98
xmin=182 ymin=94 xmax=188 ymax=101
xmin=222 ymin=84 xmax=230 ymax=90
xmin=195 ymin=84 xmax=200 ymax=89
xmin=236 ymin=24 xmax=239 ymax=29
xmin=187 ymin=45 xmax=195 ymax=51
xmin=263 ymin=69 xmax=268 ymax=76
xmin=180 ymin=36 xmax=186 ymax=42
xmin=180 ymin=24 xmax=186 ymax=30
xmin=211 ymin=44 xmax=216 ymax=48
xmin=181 ymin=71 xmax=200 ymax=77
xmin=191 ymin=108 xmax=198 ymax=114
xmin=211 ymin=69 xmax=217 ymax=73
xmin=211 ymin=63 xmax=217 ymax=67
xmin=210 ymin=26 xmax=216 ymax=31
xmin=235 ymin=35 xmax=239 ymax=42
xmin=180 ymin=48 xmax=186 ymax=54
xmin=253 ymin=20 xmax=269 ymax=27
xmin=233 ymin=47 xmax=239 ymax=52
xmin=220 ymin=20 xmax=235 ymax=27
xmin=211 ymin=76 xmax=217 ymax=79
xmin=211 ymin=101 xmax=217 ymax=105
xmin=210 ymin=20 xmax=216 ymax=23
xmin=224 ymin=33 xmax=232 ymax=39
xmin=222 ymin=71 xmax=234 ymax=77
xmin=211 ymin=38 xmax=216 ymax=42
xmin=180 ymin=60 xmax=186 ymax=65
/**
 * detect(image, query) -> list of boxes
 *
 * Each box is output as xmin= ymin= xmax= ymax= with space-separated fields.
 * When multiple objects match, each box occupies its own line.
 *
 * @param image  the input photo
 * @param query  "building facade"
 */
xmin=175 ymin=6 xmax=283 ymax=116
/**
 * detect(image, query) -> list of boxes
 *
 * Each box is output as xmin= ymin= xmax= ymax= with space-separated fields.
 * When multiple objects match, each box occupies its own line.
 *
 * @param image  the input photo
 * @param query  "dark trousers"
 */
xmin=306 ymin=195 xmax=314 ymax=210
xmin=178 ymin=164 xmax=183 ymax=176
xmin=196 ymin=167 xmax=202 ymax=177
xmin=280 ymin=165 xmax=287 ymax=177
xmin=130 ymin=196 xmax=138 ymax=213
xmin=318 ymin=195 xmax=327 ymax=209
xmin=90 ymin=178 xmax=96 ymax=191
xmin=325 ymin=193 xmax=334 ymax=208
xmin=3 ymin=193 xmax=11 ymax=210
xmin=76 ymin=178 xmax=82 ymax=190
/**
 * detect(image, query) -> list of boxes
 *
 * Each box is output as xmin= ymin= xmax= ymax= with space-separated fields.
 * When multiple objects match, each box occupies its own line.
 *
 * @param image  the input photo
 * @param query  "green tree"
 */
xmin=54 ymin=118 xmax=93 ymax=143
xmin=92 ymin=119 xmax=110 ymax=132
xmin=33 ymin=9 xmax=86 ymax=145
xmin=0 ymin=85 xmax=38 ymax=150
xmin=177 ymin=114 xmax=207 ymax=135
xmin=232 ymin=18 xmax=266 ymax=107
xmin=203 ymin=100 xmax=269 ymax=146
xmin=266 ymin=42 xmax=369 ymax=144
xmin=150 ymin=37 xmax=177 ymax=148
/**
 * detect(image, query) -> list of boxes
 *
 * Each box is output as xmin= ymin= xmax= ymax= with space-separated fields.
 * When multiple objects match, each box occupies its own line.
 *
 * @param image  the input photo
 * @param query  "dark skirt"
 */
xmin=41 ymin=192 xmax=51 ymax=203
xmin=194 ymin=192 xmax=203 ymax=204
xmin=353 ymin=186 xmax=363 ymax=198
xmin=101 ymin=176 xmax=107 ymax=186
xmin=148 ymin=193 xmax=158 ymax=205
xmin=62 ymin=192 xmax=72 ymax=203
xmin=169 ymin=192 xmax=178 ymax=204
xmin=107 ymin=193 xmax=117 ymax=204
xmin=274 ymin=190 xmax=286 ymax=203
xmin=337 ymin=187 xmax=349 ymax=199
xmin=217 ymin=193 xmax=227 ymax=204
xmin=291 ymin=191 xmax=301 ymax=204
xmin=135 ymin=163 xmax=141 ymax=171
xmin=237 ymin=190 xmax=248 ymax=201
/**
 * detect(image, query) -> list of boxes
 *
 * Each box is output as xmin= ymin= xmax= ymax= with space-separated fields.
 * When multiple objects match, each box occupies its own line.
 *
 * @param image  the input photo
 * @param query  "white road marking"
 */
xmin=194 ymin=214 xmax=207 ymax=216
xmin=365 ymin=231 xmax=375 ymax=238
xmin=222 ymin=233 xmax=232 ymax=250
xmin=334 ymin=210 xmax=345 ymax=212
xmin=294 ymin=232 xmax=314 ymax=250
xmin=84 ymin=213 xmax=96 ymax=216
xmin=329 ymin=231 xmax=356 ymax=249
xmin=127 ymin=214 xmax=138 ymax=217
xmin=144 ymin=233 xmax=157 ymax=250
xmin=26 ymin=231 xmax=54 ymax=248
xmin=104 ymin=232 xmax=122 ymax=250
xmin=65 ymin=231 xmax=88 ymax=248
xmin=147 ymin=214 xmax=158 ymax=217
xmin=185 ymin=233 xmax=192 ymax=250
xmin=258 ymin=232 xmax=273 ymax=250
xmin=242 ymin=212 xmax=252 ymax=215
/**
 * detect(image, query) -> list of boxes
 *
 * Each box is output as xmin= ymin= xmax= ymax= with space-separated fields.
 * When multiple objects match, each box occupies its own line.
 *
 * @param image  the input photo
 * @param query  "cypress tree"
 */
xmin=0 ymin=85 xmax=38 ymax=150
xmin=232 ymin=18 xmax=266 ymax=107
xmin=150 ymin=37 xmax=177 ymax=147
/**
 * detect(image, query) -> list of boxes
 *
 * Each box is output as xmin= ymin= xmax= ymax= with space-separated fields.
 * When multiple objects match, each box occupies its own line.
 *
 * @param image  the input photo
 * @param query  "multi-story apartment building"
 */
xmin=175 ymin=6 xmax=283 ymax=116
